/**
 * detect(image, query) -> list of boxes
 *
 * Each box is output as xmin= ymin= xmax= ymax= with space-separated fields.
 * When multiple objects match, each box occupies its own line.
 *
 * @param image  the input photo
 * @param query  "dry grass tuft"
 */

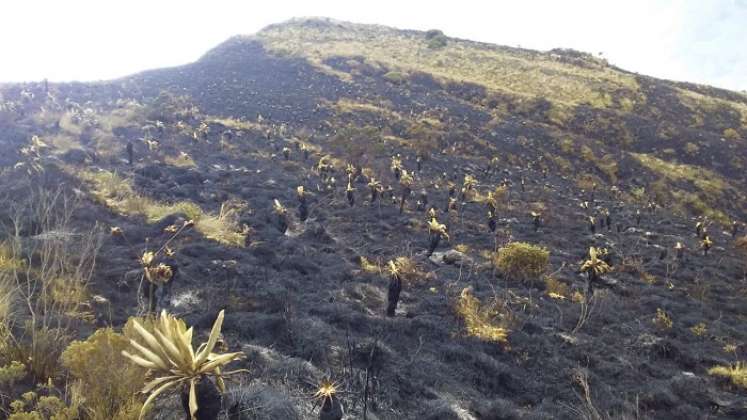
xmin=545 ymin=276 xmax=569 ymax=300
xmin=76 ymin=169 xmax=248 ymax=246
xmin=259 ymin=19 xmax=641 ymax=109
xmin=454 ymin=288 xmax=509 ymax=344
xmin=164 ymin=152 xmax=197 ymax=168
xmin=709 ymin=362 xmax=747 ymax=389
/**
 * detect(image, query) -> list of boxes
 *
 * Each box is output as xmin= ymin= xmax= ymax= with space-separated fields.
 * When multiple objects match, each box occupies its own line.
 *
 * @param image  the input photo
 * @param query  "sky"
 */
xmin=1 ymin=0 xmax=745 ymax=92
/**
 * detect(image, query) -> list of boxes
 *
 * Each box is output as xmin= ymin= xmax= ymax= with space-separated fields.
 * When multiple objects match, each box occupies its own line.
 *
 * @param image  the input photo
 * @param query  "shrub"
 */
xmin=495 ymin=242 xmax=550 ymax=282
xmin=723 ymin=128 xmax=740 ymax=140
xmin=383 ymin=71 xmax=407 ymax=84
xmin=427 ymin=34 xmax=448 ymax=49
xmin=8 ymin=393 xmax=80 ymax=420
xmin=61 ymin=327 xmax=145 ymax=420
xmin=425 ymin=29 xmax=444 ymax=40
xmin=0 ymin=360 xmax=25 ymax=387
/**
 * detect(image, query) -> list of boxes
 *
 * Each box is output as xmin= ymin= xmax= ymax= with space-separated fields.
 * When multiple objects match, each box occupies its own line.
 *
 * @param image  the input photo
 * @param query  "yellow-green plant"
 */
xmin=314 ymin=378 xmax=343 ymax=419
xmin=8 ymin=392 xmax=80 ymax=420
xmin=701 ymin=235 xmax=713 ymax=256
xmin=61 ymin=327 xmax=145 ymax=419
xmin=390 ymin=154 xmax=403 ymax=180
xmin=399 ymin=170 xmax=414 ymax=213
xmin=346 ymin=179 xmax=355 ymax=207
xmin=495 ymin=242 xmax=549 ymax=282
xmin=427 ymin=217 xmax=449 ymax=256
xmin=0 ymin=360 xmax=25 ymax=387
xmin=454 ymin=287 xmax=509 ymax=344
xmin=367 ymin=178 xmax=382 ymax=204
xmin=273 ymin=199 xmax=289 ymax=233
xmin=709 ymin=362 xmax=747 ymax=388
xmin=386 ymin=260 xmax=403 ymax=317
xmin=652 ymin=308 xmax=673 ymax=330
xmin=297 ymin=186 xmax=309 ymax=221
xmin=579 ymin=247 xmax=611 ymax=294
xmin=122 ymin=310 xmax=246 ymax=420
xmin=530 ymin=211 xmax=541 ymax=232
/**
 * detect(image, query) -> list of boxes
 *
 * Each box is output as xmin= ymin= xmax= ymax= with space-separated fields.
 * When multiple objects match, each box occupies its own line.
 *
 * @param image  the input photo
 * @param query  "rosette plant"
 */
xmin=123 ymin=310 xmax=246 ymax=420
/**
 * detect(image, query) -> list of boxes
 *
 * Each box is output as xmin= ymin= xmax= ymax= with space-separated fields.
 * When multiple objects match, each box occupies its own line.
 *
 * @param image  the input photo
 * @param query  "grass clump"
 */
xmin=709 ymin=362 xmax=747 ymax=388
xmin=652 ymin=308 xmax=673 ymax=330
xmin=454 ymin=288 xmax=509 ymax=344
xmin=164 ymin=152 xmax=197 ymax=168
xmin=0 ymin=241 xmax=25 ymax=271
xmin=76 ymin=169 xmax=247 ymax=246
xmin=545 ymin=276 xmax=569 ymax=300
xmin=495 ymin=242 xmax=550 ymax=282
xmin=259 ymin=19 xmax=642 ymax=109
xmin=632 ymin=152 xmax=738 ymax=224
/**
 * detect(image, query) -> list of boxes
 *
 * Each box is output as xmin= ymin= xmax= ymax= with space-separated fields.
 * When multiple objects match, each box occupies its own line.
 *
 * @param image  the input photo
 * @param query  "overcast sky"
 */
xmin=1 ymin=0 xmax=745 ymax=92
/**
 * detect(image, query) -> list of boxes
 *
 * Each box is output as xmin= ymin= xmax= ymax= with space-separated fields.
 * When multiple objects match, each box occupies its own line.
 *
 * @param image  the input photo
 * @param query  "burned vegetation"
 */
xmin=0 ymin=17 xmax=746 ymax=420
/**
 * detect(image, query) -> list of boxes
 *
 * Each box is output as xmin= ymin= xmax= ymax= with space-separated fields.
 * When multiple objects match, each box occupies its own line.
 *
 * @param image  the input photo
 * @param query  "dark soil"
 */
xmin=1 ymin=21 xmax=747 ymax=420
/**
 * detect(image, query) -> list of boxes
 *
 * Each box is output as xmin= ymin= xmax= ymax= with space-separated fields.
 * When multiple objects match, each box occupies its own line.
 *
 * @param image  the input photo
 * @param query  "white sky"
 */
xmin=1 ymin=0 xmax=745 ymax=92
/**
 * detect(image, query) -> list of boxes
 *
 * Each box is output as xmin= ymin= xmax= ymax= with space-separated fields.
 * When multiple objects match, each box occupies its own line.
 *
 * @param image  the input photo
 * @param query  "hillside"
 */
xmin=1 ymin=17 xmax=747 ymax=420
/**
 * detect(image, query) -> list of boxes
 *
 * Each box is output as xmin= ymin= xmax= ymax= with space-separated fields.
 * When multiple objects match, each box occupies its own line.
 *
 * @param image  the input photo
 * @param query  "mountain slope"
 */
xmin=0 ymin=17 xmax=746 ymax=420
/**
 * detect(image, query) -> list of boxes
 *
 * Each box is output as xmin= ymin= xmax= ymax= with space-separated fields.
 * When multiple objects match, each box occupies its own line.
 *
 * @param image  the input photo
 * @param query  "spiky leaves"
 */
xmin=368 ymin=178 xmax=382 ymax=204
xmin=398 ymin=170 xmax=414 ymax=213
xmin=297 ymin=186 xmax=309 ymax=222
xmin=315 ymin=378 xmax=343 ymax=420
xmin=580 ymin=247 xmax=611 ymax=293
xmin=386 ymin=260 xmax=402 ymax=317
xmin=273 ymin=199 xmax=289 ymax=233
xmin=580 ymin=247 xmax=611 ymax=277
xmin=709 ymin=362 xmax=747 ymax=389
xmin=346 ymin=178 xmax=355 ymax=207
xmin=460 ymin=174 xmax=477 ymax=201
xmin=674 ymin=241 xmax=686 ymax=259
xmin=701 ymin=235 xmax=713 ymax=256
xmin=485 ymin=191 xmax=497 ymax=215
xmin=390 ymin=155 xmax=403 ymax=181
xmin=488 ymin=211 xmax=497 ymax=232
xmin=122 ymin=310 xmax=246 ymax=420
xmin=530 ymin=211 xmax=541 ymax=232
xmin=427 ymin=217 xmax=449 ymax=256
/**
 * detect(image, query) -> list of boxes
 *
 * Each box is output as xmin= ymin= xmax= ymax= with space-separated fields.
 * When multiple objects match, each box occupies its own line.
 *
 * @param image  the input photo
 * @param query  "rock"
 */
xmin=498 ymin=218 xmax=520 ymax=225
xmin=442 ymin=249 xmax=473 ymax=266
xmin=428 ymin=250 xmax=472 ymax=266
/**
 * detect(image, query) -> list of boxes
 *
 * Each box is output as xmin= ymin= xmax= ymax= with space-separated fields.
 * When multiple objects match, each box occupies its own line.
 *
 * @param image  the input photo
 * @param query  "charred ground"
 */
xmin=1 ymin=17 xmax=747 ymax=420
